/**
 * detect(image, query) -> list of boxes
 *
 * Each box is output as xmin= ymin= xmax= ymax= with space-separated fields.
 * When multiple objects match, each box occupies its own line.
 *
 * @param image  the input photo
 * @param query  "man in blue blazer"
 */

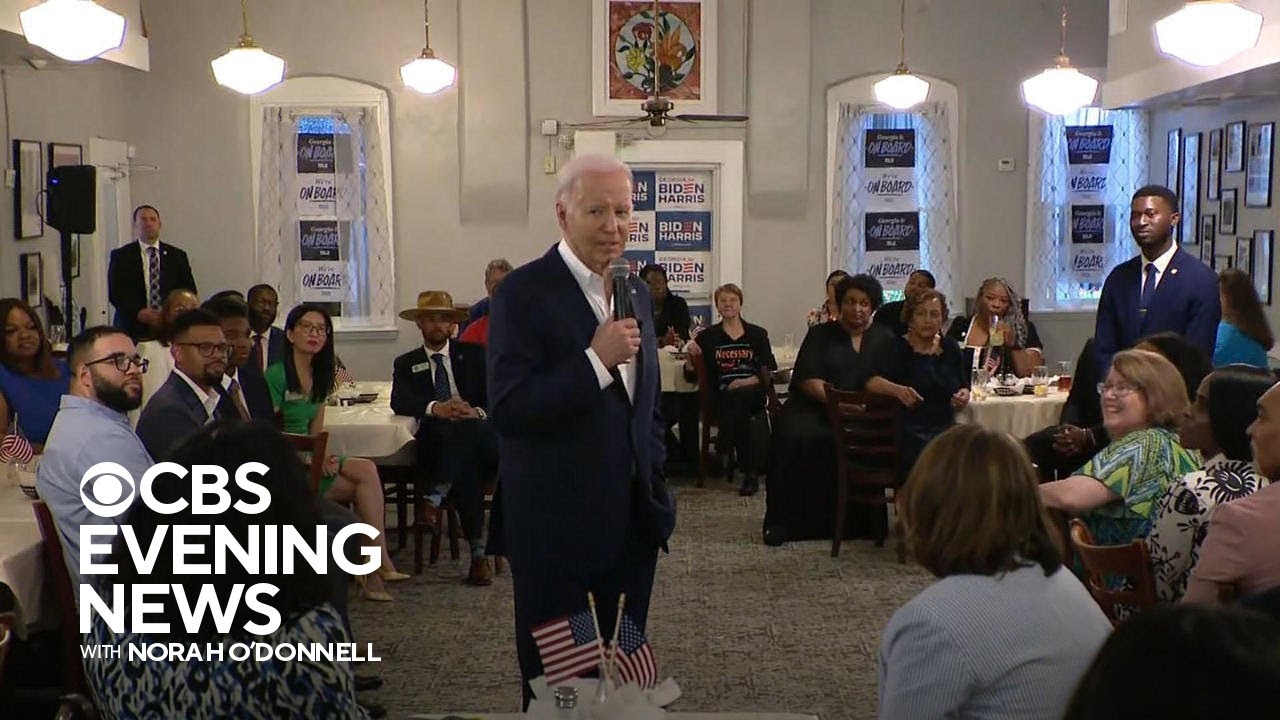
xmin=247 ymin=283 xmax=287 ymax=373
xmin=1094 ymin=184 xmax=1220 ymax=375
xmin=135 ymin=309 xmax=231 ymax=461
xmin=488 ymin=155 xmax=676 ymax=704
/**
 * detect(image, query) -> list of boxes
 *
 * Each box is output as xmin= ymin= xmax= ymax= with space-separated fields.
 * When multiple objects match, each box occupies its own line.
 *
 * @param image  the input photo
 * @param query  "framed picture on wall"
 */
xmin=1225 ymin=121 xmax=1246 ymax=172
xmin=1237 ymin=236 xmax=1254 ymax=276
xmin=18 ymin=252 xmax=42 ymax=308
xmin=591 ymin=0 xmax=717 ymax=117
xmin=12 ymin=139 xmax=42 ymax=239
xmin=1182 ymin=132 xmax=1201 ymax=244
xmin=1207 ymin=128 xmax=1222 ymax=200
xmin=1167 ymin=129 xmax=1181 ymax=243
xmin=1221 ymin=188 xmax=1238 ymax=234
xmin=1245 ymin=121 xmax=1274 ymax=207
xmin=1214 ymin=254 xmax=1234 ymax=272
xmin=1200 ymin=215 xmax=1216 ymax=264
xmin=1254 ymin=230 xmax=1274 ymax=304
xmin=48 ymin=142 xmax=82 ymax=170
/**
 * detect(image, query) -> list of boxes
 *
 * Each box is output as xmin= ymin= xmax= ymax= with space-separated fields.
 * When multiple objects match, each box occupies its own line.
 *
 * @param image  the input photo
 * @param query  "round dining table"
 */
xmin=322 ymin=381 xmax=418 ymax=461
xmin=957 ymin=390 xmax=1067 ymax=438
xmin=0 ymin=466 xmax=50 ymax=638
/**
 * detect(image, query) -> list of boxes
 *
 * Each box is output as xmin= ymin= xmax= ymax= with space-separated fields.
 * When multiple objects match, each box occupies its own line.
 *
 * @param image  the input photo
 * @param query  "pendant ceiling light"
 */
xmin=19 ymin=0 xmax=126 ymax=62
xmin=210 ymin=0 xmax=286 ymax=95
xmin=1021 ymin=0 xmax=1098 ymax=116
xmin=873 ymin=0 xmax=930 ymax=110
xmin=1156 ymin=1 xmax=1264 ymax=67
xmin=401 ymin=0 xmax=456 ymax=95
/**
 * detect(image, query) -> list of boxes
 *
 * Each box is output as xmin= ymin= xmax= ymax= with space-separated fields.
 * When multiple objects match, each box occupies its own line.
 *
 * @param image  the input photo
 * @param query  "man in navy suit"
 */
xmin=135 ymin=309 xmax=230 ymax=461
xmin=1094 ymin=184 xmax=1220 ymax=375
xmin=489 ymin=154 xmax=676 ymax=704
xmin=391 ymin=290 xmax=497 ymax=586
xmin=247 ymin=283 xmax=287 ymax=373
xmin=204 ymin=295 xmax=274 ymax=421
xmin=107 ymin=205 xmax=198 ymax=341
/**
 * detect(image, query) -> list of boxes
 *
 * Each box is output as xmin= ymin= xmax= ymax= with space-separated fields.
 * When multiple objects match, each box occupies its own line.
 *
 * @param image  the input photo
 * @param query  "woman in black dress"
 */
xmin=867 ymin=289 xmax=969 ymax=478
xmin=683 ymin=283 xmax=777 ymax=496
xmin=763 ymin=274 xmax=895 ymax=546
xmin=641 ymin=264 xmax=691 ymax=345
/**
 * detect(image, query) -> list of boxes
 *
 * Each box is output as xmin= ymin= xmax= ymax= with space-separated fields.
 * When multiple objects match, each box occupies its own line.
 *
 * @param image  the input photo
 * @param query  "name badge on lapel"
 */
xmin=411 ymin=361 xmax=432 ymax=374
xmin=284 ymin=391 xmax=307 ymax=402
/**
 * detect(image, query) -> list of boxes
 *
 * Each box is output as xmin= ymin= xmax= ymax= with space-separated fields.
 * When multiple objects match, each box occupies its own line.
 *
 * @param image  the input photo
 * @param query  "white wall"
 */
xmin=1 ymin=0 xmax=1111 ymax=376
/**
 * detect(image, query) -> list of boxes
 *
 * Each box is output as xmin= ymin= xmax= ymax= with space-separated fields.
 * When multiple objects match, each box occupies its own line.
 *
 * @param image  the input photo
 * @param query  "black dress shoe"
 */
xmin=762 ymin=525 xmax=787 ymax=546
xmin=354 ymin=673 xmax=383 ymax=692
xmin=359 ymin=700 xmax=388 ymax=719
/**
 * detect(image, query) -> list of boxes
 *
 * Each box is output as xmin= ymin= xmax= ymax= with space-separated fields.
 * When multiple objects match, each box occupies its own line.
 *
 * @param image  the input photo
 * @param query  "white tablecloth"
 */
xmin=323 ymin=382 xmax=418 ymax=460
xmin=0 ymin=469 xmax=48 ymax=637
xmin=958 ymin=391 xmax=1066 ymax=437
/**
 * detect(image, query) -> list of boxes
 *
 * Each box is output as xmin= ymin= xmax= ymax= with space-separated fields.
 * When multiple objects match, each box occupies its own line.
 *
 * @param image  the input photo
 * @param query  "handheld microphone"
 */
xmin=608 ymin=258 xmax=633 ymax=321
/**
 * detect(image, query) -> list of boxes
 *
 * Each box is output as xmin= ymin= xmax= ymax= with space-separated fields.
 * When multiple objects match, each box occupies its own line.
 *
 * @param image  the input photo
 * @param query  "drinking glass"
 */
xmin=1057 ymin=360 xmax=1073 ymax=392
xmin=47 ymin=324 xmax=66 ymax=345
xmin=1032 ymin=365 xmax=1049 ymax=396
xmin=971 ymin=368 xmax=989 ymax=401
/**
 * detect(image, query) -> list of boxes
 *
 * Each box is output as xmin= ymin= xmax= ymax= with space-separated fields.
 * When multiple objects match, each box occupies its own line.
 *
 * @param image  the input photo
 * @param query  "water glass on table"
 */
xmin=970 ymin=368 xmax=989 ymax=401
xmin=1032 ymin=365 xmax=1049 ymax=396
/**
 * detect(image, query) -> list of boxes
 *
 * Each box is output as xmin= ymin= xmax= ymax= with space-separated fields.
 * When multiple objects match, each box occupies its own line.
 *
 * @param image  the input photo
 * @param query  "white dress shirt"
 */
xmin=558 ymin=239 xmax=636 ymax=401
xmin=172 ymin=367 xmax=221 ymax=421
xmin=1139 ymin=241 xmax=1178 ymax=297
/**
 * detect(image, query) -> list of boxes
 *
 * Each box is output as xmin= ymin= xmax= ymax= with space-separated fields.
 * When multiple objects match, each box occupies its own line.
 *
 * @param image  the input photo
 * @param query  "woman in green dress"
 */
xmin=266 ymin=304 xmax=406 ymax=601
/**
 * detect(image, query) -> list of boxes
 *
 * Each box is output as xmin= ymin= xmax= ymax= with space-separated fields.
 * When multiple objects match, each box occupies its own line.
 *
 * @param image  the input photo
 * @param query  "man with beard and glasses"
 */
xmin=37 ymin=326 xmax=153 ymax=594
xmin=136 ymin=309 xmax=231 ymax=461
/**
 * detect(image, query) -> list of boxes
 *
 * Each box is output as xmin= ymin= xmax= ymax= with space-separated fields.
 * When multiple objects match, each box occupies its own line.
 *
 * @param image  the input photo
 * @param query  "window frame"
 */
xmin=249 ymin=76 xmax=396 ymax=335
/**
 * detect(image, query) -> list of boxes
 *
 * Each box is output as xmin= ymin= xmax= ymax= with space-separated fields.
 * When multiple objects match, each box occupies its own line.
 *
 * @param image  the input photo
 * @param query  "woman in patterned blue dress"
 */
xmin=84 ymin=421 xmax=368 ymax=719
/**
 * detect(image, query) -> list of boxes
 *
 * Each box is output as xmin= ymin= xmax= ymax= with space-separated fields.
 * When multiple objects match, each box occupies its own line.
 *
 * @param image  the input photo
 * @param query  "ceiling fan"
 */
xmin=629 ymin=0 xmax=748 ymax=128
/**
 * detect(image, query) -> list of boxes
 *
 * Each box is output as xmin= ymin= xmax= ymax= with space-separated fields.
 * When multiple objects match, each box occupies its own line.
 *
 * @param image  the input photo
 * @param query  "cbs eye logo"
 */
xmin=79 ymin=462 xmax=136 ymax=518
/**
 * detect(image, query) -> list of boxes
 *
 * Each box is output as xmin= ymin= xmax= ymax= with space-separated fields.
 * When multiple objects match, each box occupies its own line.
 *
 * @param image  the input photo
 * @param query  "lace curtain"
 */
xmin=255 ymin=106 xmax=395 ymax=327
xmin=1024 ymin=108 xmax=1149 ymax=310
xmin=830 ymin=102 xmax=958 ymax=304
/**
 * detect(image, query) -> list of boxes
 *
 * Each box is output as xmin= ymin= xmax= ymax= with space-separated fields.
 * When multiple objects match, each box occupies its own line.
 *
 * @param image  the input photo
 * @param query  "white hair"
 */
xmin=554 ymin=154 xmax=632 ymax=202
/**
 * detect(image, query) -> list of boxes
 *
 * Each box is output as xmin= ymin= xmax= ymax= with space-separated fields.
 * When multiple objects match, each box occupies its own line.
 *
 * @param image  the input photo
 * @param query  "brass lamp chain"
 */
xmin=898 ymin=0 xmax=907 ymax=69
xmin=424 ymin=0 xmax=432 ymax=52
xmin=1059 ymin=0 xmax=1069 ymax=60
xmin=239 ymin=0 xmax=253 ymax=45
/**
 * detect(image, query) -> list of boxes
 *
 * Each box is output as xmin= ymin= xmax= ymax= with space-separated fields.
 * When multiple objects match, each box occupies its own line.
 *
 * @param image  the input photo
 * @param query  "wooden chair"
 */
xmin=1069 ymin=519 xmax=1158 ymax=625
xmin=429 ymin=477 xmax=498 ymax=566
xmin=822 ymin=385 xmax=904 ymax=557
xmin=282 ymin=431 xmax=330 ymax=496
xmin=31 ymin=501 xmax=91 ymax=699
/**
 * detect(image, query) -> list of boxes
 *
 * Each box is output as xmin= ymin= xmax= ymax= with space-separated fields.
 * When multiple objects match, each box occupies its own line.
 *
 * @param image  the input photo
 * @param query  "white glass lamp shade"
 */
xmin=1156 ymin=1 xmax=1263 ymax=67
xmin=874 ymin=71 xmax=931 ymax=110
xmin=19 ymin=0 xmax=126 ymax=62
xmin=1021 ymin=65 xmax=1099 ymax=116
xmin=401 ymin=55 xmax=456 ymax=94
xmin=211 ymin=46 xmax=286 ymax=95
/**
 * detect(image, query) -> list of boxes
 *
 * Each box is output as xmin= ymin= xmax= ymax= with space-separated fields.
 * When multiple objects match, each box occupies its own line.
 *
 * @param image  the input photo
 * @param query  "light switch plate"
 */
xmin=997 ymin=158 xmax=1016 ymax=172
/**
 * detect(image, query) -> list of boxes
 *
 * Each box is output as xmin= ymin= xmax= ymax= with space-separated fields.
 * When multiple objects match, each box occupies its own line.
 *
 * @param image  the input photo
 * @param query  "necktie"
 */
xmin=1139 ymin=263 xmax=1158 ymax=311
xmin=432 ymin=353 xmax=452 ymax=401
xmin=226 ymin=378 xmax=251 ymax=421
xmin=251 ymin=333 xmax=265 ymax=371
xmin=146 ymin=245 xmax=161 ymax=309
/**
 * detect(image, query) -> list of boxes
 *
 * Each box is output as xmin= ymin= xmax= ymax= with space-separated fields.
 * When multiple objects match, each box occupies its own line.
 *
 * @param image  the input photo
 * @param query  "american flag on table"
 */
xmin=334 ymin=364 xmax=355 ymax=386
xmin=532 ymin=610 xmax=602 ymax=686
xmin=982 ymin=347 xmax=1000 ymax=376
xmin=612 ymin=614 xmax=657 ymax=689
xmin=0 ymin=432 xmax=34 ymax=465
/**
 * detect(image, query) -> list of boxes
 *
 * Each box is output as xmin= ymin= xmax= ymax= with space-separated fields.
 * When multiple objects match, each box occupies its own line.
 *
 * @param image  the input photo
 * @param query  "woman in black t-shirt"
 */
xmin=684 ymin=284 xmax=777 ymax=495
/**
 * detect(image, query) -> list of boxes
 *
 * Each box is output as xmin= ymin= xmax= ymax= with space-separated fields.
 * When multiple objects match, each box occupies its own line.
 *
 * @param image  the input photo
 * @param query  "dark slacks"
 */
xmin=714 ymin=387 xmax=768 ymax=475
xmin=417 ymin=416 xmax=499 ymax=542
xmin=510 ymin=525 xmax=658 ymax=708
xmin=661 ymin=391 xmax=699 ymax=467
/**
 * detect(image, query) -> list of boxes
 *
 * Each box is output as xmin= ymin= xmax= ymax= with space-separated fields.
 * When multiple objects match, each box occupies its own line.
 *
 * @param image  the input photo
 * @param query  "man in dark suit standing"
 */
xmin=488 ymin=154 xmax=675 ymax=704
xmin=247 ymin=284 xmax=287 ymax=373
xmin=108 ymin=205 xmax=198 ymax=341
xmin=204 ymin=295 xmax=274 ymax=421
xmin=391 ymin=290 xmax=497 ymax=585
xmin=1094 ymin=184 xmax=1220 ymax=374
xmin=135 ymin=309 xmax=229 ymax=461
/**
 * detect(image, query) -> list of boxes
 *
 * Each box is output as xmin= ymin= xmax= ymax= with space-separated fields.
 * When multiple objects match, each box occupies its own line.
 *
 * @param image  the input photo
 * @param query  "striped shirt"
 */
xmin=879 ymin=565 xmax=1111 ymax=720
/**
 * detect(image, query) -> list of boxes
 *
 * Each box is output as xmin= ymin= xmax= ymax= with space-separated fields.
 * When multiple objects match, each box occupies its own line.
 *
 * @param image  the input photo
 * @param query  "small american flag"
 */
xmin=612 ymin=614 xmax=657 ymax=689
xmin=983 ymin=348 xmax=1000 ymax=376
xmin=334 ymin=364 xmax=355 ymax=386
xmin=0 ymin=433 xmax=34 ymax=465
xmin=532 ymin=610 xmax=602 ymax=686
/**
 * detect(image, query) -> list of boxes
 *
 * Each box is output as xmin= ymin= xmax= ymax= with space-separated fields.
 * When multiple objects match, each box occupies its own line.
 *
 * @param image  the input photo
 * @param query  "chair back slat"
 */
xmin=823 ymin=384 xmax=905 ymax=555
xmin=1069 ymin=519 xmax=1158 ymax=624
xmin=283 ymin=431 xmax=330 ymax=496
xmin=32 ymin=500 xmax=91 ymax=696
